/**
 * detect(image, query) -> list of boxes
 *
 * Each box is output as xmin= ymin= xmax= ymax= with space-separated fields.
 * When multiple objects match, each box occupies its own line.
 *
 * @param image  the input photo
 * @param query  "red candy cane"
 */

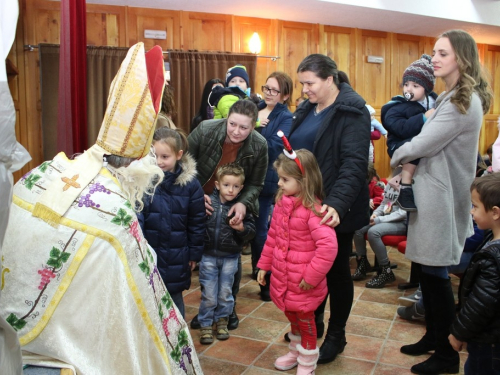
xmin=277 ymin=130 xmax=305 ymax=175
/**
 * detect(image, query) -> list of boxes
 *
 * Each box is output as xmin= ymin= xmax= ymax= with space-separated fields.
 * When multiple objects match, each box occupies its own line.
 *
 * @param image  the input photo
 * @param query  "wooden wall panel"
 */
xmin=180 ymin=11 xmax=232 ymax=51
xmin=279 ymin=21 xmax=319 ymax=106
xmin=128 ymin=8 xmax=180 ymax=50
xmin=390 ymin=34 xmax=421 ymax=98
xmin=485 ymin=46 xmax=500 ymax=115
xmin=232 ymin=17 xmax=278 ymax=99
xmin=357 ymin=31 xmax=391 ymax=177
xmin=14 ymin=1 xmax=500 ymax=181
xmin=86 ymin=4 xmax=126 ymax=47
xmin=480 ymin=117 xmax=499 ymax=154
xmin=322 ymin=26 xmax=356 ymax=89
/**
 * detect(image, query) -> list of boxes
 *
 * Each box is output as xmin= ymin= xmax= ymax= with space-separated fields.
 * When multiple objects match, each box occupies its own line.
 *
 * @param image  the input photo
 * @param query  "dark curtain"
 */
xmin=168 ymin=51 xmax=257 ymax=134
xmin=39 ymin=44 xmax=61 ymax=161
xmin=58 ymin=0 xmax=87 ymax=156
xmin=39 ymin=45 xmax=128 ymax=160
xmin=86 ymin=46 xmax=129 ymax=144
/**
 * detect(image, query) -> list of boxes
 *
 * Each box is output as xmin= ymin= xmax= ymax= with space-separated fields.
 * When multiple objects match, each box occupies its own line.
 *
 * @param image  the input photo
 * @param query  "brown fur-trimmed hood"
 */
xmin=175 ymin=153 xmax=198 ymax=187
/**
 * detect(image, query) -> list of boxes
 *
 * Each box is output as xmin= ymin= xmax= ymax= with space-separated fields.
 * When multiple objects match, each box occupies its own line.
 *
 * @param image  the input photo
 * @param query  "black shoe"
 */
xmin=190 ymin=314 xmax=201 ymax=329
xmin=260 ymin=288 xmax=271 ymax=301
xmin=397 ymin=186 xmax=417 ymax=212
xmin=401 ymin=336 xmax=436 ymax=356
xmin=317 ymin=333 xmax=347 ymax=364
xmin=228 ymin=308 xmax=239 ymax=330
xmin=352 ymin=256 xmax=371 ymax=280
xmin=410 ymin=352 xmax=459 ymax=374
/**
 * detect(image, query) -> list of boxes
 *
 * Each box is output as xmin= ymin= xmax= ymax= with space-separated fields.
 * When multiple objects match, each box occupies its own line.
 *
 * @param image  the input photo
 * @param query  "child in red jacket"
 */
xmin=257 ymin=147 xmax=337 ymax=375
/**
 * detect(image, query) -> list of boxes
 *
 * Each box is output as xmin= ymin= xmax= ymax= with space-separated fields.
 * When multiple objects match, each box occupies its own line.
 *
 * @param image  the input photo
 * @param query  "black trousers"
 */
xmin=315 ymin=231 xmax=354 ymax=333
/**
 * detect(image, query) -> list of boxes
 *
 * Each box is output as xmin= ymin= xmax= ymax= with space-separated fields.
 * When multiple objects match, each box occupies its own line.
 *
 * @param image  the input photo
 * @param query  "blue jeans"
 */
xmin=170 ymin=291 xmax=185 ymax=319
xmin=465 ymin=341 xmax=500 ymax=375
xmin=198 ymin=254 xmax=238 ymax=327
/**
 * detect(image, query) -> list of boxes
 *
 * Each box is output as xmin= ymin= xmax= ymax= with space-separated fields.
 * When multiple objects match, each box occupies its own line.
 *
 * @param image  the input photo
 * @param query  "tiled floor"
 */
xmin=184 ymin=247 xmax=466 ymax=375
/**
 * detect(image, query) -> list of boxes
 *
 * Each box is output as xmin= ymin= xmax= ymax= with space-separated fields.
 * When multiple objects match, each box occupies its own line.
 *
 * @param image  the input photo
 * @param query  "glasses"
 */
xmin=261 ymin=85 xmax=281 ymax=96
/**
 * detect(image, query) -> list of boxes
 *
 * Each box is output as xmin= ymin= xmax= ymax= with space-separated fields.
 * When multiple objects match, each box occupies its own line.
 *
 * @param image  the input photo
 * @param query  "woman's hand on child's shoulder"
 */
xmin=299 ymin=279 xmax=314 ymax=290
xmin=320 ymin=204 xmax=340 ymax=227
xmin=205 ymin=194 xmax=214 ymax=216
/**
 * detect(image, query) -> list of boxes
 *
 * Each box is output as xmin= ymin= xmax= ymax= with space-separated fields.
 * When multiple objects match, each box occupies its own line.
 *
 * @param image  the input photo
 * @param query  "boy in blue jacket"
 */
xmin=198 ymin=163 xmax=255 ymax=345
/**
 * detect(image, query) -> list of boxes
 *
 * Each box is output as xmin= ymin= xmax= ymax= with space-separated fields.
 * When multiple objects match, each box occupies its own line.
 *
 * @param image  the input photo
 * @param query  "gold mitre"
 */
xmin=96 ymin=42 xmax=165 ymax=158
xmin=32 ymin=43 xmax=165 ymax=226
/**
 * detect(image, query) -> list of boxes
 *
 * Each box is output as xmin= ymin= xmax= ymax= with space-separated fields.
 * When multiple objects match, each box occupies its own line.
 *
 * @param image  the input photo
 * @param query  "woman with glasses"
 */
xmin=251 ymin=72 xmax=294 ymax=301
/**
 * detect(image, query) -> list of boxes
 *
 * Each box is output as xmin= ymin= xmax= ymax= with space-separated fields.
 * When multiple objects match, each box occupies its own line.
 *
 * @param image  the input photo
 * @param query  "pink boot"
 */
xmin=274 ymin=333 xmax=301 ymax=370
xmin=296 ymin=344 xmax=319 ymax=375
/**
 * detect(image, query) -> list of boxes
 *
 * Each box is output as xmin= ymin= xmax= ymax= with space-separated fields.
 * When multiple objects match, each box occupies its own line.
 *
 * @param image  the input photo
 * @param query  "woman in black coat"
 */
xmin=288 ymin=54 xmax=371 ymax=364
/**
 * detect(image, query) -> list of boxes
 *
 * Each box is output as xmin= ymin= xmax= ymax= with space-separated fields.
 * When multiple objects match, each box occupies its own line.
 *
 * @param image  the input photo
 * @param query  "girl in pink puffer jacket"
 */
xmin=257 ymin=149 xmax=337 ymax=375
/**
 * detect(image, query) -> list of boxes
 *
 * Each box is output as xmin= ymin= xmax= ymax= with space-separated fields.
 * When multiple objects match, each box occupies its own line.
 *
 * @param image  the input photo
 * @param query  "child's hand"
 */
xmin=228 ymin=203 xmax=247 ymax=225
xmin=425 ymin=108 xmax=435 ymax=119
xmin=369 ymin=199 xmax=375 ymax=209
xmin=299 ymin=279 xmax=314 ymax=290
xmin=230 ymin=220 xmax=244 ymax=231
xmin=257 ymin=270 xmax=267 ymax=286
xmin=448 ymin=334 xmax=464 ymax=352
xmin=189 ymin=261 xmax=197 ymax=271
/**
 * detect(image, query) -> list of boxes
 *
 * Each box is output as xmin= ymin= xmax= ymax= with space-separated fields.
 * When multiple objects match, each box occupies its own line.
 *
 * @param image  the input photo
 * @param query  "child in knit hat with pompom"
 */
xmin=381 ymin=54 xmax=438 ymax=212
xmin=209 ymin=64 xmax=261 ymax=124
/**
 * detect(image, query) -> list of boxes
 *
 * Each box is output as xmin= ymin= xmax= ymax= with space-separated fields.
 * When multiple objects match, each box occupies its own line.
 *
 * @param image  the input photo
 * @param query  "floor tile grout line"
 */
xmin=371 ymin=306 xmax=400 ymax=374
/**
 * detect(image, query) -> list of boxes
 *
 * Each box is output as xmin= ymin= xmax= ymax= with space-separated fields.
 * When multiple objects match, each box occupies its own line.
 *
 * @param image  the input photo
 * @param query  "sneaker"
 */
xmin=200 ymin=326 xmax=214 ymax=345
xmin=397 ymin=302 xmax=425 ymax=321
xmin=398 ymin=287 xmax=422 ymax=307
xmin=365 ymin=265 xmax=395 ymax=288
xmin=397 ymin=186 xmax=417 ymax=212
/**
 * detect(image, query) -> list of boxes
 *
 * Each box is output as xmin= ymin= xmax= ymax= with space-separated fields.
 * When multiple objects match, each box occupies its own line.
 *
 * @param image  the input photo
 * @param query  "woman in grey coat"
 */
xmin=390 ymin=29 xmax=493 ymax=375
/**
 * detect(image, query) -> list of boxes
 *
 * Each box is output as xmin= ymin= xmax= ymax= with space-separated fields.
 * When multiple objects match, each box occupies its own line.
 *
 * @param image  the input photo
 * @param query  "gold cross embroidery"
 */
xmin=61 ymin=175 xmax=81 ymax=191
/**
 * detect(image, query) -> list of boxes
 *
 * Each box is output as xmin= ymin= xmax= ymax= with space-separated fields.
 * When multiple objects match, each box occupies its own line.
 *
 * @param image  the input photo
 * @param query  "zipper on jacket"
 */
xmin=213 ymin=203 xmax=223 ymax=253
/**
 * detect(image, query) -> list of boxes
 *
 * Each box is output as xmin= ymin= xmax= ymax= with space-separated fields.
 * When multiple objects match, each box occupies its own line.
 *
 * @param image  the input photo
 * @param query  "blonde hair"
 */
xmin=216 ymin=162 xmax=245 ymax=184
xmin=273 ymin=149 xmax=323 ymax=215
xmin=438 ymin=30 xmax=493 ymax=115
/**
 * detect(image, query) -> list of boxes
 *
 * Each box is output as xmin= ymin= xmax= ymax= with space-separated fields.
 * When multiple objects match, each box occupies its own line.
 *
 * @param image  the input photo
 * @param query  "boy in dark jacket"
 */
xmin=449 ymin=173 xmax=500 ymax=374
xmin=381 ymin=54 xmax=437 ymax=212
xmin=198 ymin=163 xmax=256 ymax=345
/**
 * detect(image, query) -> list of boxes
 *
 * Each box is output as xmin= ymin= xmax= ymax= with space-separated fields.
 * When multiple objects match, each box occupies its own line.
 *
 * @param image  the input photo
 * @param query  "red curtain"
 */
xmin=58 ymin=0 xmax=87 ymax=155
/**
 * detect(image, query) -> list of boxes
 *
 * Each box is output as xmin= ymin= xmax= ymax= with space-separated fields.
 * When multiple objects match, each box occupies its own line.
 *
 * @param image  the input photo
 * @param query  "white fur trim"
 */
xmin=296 ymin=344 xmax=319 ymax=367
xmin=283 ymin=148 xmax=297 ymax=160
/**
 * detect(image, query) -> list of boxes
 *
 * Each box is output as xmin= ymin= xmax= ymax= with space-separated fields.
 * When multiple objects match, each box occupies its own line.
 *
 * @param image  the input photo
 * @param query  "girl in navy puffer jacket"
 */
xmin=138 ymin=128 xmax=205 ymax=318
